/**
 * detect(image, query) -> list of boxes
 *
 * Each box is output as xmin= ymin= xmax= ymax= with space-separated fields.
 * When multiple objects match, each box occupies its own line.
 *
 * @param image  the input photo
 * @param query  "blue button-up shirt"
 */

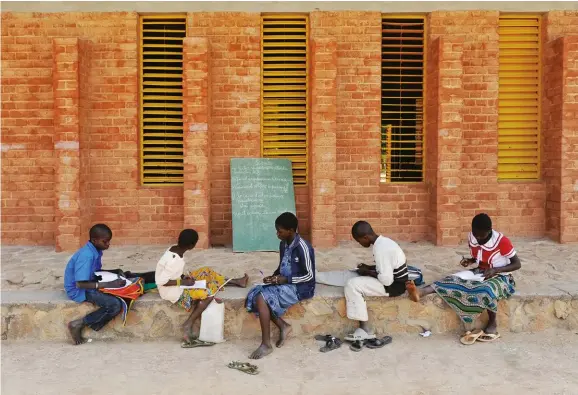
xmin=64 ymin=241 xmax=103 ymax=303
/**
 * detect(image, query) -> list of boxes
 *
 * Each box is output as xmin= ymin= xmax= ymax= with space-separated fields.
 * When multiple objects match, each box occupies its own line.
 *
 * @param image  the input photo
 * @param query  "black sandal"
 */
xmin=349 ymin=340 xmax=363 ymax=352
xmin=365 ymin=336 xmax=392 ymax=349
xmin=314 ymin=334 xmax=333 ymax=342
xmin=319 ymin=336 xmax=342 ymax=353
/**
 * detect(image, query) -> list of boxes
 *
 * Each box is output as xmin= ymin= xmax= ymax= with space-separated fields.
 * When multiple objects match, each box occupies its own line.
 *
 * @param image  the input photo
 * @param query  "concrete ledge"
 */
xmin=2 ymin=286 xmax=577 ymax=341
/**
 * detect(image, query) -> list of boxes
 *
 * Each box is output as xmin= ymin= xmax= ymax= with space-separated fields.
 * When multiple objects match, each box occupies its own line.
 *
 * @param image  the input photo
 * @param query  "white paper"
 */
xmin=95 ymin=271 xmax=132 ymax=289
xmin=453 ymin=270 xmax=485 ymax=282
xmin=180 ymin=280 xmax=207 ymax=290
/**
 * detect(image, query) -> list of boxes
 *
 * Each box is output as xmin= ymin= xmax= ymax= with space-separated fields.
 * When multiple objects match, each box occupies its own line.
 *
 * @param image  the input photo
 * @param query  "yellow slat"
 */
xmin=143 ymin=96 xmax=183 ymax=101
xmin=144 ymin=125 xmax=183 ymax=130
xmin=142 ymin=133 xmax=183 ymax=138
xmin=142 ymin=36 xmax=185 ymax=41
xmin=143 ymin=88 xmax=182 ymax=93
xmin=143 ymin=169 xmax=183 ymax=174
xmin=143 ymin=29 xmax=186 ymax=33
xmin=143 ymin=43 xmax=183 ymax=48
xmin=143 ymin=154 xmax=183 ymax=160
xmin=143 ymin=81 xmax=182 ymax=86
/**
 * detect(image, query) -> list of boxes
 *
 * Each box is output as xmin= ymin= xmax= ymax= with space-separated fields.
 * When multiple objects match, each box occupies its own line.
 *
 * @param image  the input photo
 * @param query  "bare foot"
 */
xmin=238 ymin=273 xmax=249 ymax=288
xmin=406 ymin=280 xmax=420 ymax=302
xmin=484 ymin=321 xmax=497 ymax=335
xmin=68 ymin=319 xmax=86 ymax=345
xmin=182 ymin=326 xmax=196 ymax=344
xmin=249 ymin=343 xmax=273 ymax=359
xmin=276 ymin=324 xmax=292 ymax=348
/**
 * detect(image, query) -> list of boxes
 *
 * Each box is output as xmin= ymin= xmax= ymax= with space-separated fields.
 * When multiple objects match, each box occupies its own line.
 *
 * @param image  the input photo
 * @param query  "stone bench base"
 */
xmin=2 ymin=286 xmax=577 ymax=341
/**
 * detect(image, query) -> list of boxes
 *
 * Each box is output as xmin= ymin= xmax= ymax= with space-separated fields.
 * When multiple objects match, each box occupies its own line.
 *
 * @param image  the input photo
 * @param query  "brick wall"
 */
xmin=2 ymin=10 xmax=578 ymax=249
xmin=1 ymin=12 xmax=183 ymax=247
xmin=187 ymin=13 xmax=262 ymax=245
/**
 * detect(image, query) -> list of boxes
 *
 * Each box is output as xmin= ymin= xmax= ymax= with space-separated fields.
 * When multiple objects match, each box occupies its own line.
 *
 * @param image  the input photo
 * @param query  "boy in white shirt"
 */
xmin=345 ymin=221 xmax=418 ymax=339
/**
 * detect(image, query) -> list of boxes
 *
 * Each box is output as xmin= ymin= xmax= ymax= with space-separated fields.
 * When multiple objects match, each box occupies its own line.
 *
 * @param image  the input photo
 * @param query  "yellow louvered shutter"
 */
xmin=140 ymin=15 xmax=186 ymax=185
xmin=261 ymin=14 xmax=308 ymax=185
xmin=381 ymin=16 xmax=425 ymax=183
xmin=498 ymin=14 xmax=541 ymax=180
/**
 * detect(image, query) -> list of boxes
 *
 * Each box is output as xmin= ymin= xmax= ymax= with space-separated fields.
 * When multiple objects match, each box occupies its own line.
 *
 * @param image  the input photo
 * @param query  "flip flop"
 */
xmin=365 ymin=336 xmax=393 ymax=349
xmin=459 ymin=329 xmax=484 ymax=345
xmin=181 ymin=339 xmax=215 ymax=348
xmin=349 ymin=340 xmax=363 ymax=352
xmin=477 ymin=333 xmax=501 ymax=342
xmin=227 ymin=361 xmax=259 ymax=375
xmin=344 ymin=328 xmax=376 ymax=342
xmin=314 ymin=334 xmax=333 ymax=342
xmin=320 ymin=336 xmax=342 ymax=353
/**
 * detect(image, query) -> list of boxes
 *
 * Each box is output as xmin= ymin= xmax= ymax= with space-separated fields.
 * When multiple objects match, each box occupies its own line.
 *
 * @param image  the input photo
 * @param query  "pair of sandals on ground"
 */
xmin=460 ymin=328 xmax=500 ymax=345
xmin=316 ymin=327 xmax=392 ymax=352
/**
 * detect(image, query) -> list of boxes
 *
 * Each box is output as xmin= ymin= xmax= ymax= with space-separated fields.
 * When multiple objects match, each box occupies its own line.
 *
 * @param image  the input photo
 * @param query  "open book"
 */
xmin=179 ymin=278 xmax=232 ymax=296
xmin=453 ymin=270 xmax=485 ymax=282
xmin=179 ymin=280 xmax=207 ymax=290
xmin=94 ymin=271 xmax=133 ymax=290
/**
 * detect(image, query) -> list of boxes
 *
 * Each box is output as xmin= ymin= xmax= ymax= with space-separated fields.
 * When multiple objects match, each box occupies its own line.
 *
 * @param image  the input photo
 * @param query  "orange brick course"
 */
xmin=2 ymin=10 xmax=578 ymax=250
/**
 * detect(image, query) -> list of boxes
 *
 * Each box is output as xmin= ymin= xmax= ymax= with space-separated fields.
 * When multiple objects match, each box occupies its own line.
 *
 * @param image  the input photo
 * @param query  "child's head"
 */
xmin=472 ymin=213 xmax=492 ymax=245
xmin=351 ymin=221 xmax=376 ymax=248
xmin=178 ymin=229 xmax=199 ymax=251
xmin=89 ymin=224 xmax=112 ymax=251
xmin=275 ymin=212 xmax=298 ymax=242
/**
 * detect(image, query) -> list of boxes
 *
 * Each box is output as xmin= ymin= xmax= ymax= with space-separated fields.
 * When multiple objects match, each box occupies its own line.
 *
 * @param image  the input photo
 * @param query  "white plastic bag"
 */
xmin=198 ymin=299 xmax=225 ymax=343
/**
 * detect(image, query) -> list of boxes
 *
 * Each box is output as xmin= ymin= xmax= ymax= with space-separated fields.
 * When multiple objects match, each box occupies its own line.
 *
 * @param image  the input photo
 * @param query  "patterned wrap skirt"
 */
xmin=176 ymin=267 xmax=225 ymax=311
xmin=431 ymin=274 xmax=516 ymax=324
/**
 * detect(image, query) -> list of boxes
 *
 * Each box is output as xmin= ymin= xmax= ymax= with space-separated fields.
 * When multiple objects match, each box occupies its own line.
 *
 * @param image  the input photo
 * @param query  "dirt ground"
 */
xmin=2 ymin=332 xmax=578 ymax=395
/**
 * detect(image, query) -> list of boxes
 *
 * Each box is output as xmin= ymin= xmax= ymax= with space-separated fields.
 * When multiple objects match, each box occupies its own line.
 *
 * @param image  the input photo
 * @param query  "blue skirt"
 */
xmin=245 ymin=284 xmax=299 ymax=318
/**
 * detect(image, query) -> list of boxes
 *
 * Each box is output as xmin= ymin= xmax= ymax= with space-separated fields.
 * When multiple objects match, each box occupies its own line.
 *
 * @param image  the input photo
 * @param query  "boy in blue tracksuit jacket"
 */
xmin=245 ymin=212 xmax=316 ymax=359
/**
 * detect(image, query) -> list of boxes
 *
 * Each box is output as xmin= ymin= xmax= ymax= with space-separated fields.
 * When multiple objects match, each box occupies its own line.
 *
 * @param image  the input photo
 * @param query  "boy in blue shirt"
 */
xmin=64 ymin=224 xmax=126 ymax=345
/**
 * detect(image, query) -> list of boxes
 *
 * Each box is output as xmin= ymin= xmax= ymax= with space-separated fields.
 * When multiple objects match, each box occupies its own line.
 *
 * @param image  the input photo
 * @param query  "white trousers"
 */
xmin=344 ymin=276 xmax=388 ymax=322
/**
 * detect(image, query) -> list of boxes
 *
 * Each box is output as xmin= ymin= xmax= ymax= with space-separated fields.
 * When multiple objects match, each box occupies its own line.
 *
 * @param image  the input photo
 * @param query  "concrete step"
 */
xmin=2 ymin=285 xmax=577 ymax=341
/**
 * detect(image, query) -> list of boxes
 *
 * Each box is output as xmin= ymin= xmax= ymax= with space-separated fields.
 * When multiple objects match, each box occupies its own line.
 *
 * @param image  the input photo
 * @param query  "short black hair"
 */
xmin=275 ymin=212 xmax=298 ymax=232
xmin=472 ymin=213 xmax=492 ymax=232
xmin=89 ymin=224 xmax=112 ymax=239
xmin=178 ymin=229 xmax=199 ymax=247
xmin=351 ymin=221 xmax=375 ymax=238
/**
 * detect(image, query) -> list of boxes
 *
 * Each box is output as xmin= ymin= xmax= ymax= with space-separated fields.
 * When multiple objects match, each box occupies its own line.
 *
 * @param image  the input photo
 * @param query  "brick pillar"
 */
xmin=53 ymin=38 xmax=82 ymax=252
xmin=427 ymin=37 xmax=465 ymax=246
xmin=560 ymin=37 xmax=578 ymax=242
xmin=545 ymin=36 xmax=578 ymax=243
xmin=182 ymin=37 xmax=211 ymax=249
xmin=543 ymin=37 xmax=564 ymax=241
xmin=309 ymin=36 xmax=338 ymax=247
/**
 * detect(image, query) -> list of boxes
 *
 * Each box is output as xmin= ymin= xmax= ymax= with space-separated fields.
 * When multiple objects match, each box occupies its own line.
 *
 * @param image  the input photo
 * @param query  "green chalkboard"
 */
xmin=230 ymin=158 xmax=296 ymax=252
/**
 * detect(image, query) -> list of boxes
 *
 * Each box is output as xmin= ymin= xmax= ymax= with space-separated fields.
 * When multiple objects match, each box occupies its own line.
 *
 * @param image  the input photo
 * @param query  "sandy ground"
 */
xmin=2 ymin=333 xmax=578 ymax=395
xmin=2 ymin=238 xmax=578 ymax=296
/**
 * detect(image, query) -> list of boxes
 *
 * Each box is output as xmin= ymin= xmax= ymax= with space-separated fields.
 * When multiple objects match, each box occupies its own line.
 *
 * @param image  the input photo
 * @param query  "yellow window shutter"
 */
xmin=498 ymin=14 xmax=541 ymax=181
xmin=140 ymin=14 xmax=187 ymax=186
xmin=261 ymin=14 xmax=309 ymax=185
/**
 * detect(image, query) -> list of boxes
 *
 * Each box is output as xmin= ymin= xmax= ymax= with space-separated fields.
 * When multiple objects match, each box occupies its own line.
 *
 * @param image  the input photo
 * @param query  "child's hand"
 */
xmin=460 ymin=257 xmax=475 ymax=267
xmin=483 ymin=268 xmax=498 ymax=280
